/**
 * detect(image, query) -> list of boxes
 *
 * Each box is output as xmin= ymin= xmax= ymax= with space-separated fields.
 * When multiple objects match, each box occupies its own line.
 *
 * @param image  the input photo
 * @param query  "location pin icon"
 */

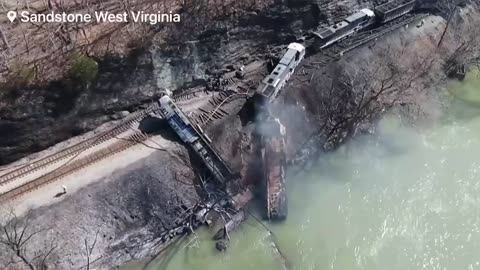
xmin=7 ymin=11 xmax=17 ymax=22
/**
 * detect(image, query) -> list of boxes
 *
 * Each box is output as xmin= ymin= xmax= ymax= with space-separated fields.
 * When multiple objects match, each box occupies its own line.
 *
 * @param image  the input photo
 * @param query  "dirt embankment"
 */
xmin=0 ymin=146 xmax=200 ymax=270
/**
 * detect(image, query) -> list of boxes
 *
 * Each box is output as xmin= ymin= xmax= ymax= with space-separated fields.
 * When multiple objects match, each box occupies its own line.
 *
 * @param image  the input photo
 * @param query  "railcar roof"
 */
xmin=345 ymin=11 xmax=368 ymax=23
xmin=272 ymin=64 xmax=287 ymax=75
xmin=262 ymin=74 xmax=279 ymax=87
xmin=288 ymin=42 xmax=305 ymax=51
xmin=329 ymin=21 xmax=349 ymax=32
xmin=279 ymin=49 xmax=296 ymax=66
xmin=376 ymin=0 xmax=415 ymax=14
xmin=315 ymin=27 xmax=335 ymax=39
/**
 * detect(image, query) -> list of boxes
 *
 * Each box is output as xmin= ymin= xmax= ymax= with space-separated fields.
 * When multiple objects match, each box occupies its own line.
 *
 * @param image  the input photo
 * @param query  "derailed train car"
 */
xmin=254 ymin=42 xmax=306 ymax=106
xmin=158 ymin=95 xmax=235 ymax=184
xmin=313 ymin=0 xmax=417 ymax=49
xmin=260 ymin=118 xmax=287 ymax=220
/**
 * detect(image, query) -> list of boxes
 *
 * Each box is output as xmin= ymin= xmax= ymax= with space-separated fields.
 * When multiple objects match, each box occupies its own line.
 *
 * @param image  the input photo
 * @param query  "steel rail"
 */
xmin=0 ymin=132 xmax=151 ymax=202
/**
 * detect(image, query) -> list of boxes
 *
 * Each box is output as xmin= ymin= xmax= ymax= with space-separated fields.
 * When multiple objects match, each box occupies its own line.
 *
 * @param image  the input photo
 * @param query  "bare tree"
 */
xmin=0 ymin=209 xmax=57 ymax=270
xmin=81 ymin=230 xmax=99 ymax=270
xmin=0 ymin=26 xmax=11 ymax=53
xmin=302 ymin=40 xmax=437 ymax=150
xmin=440 ymin=3 xmax=480 ymax=76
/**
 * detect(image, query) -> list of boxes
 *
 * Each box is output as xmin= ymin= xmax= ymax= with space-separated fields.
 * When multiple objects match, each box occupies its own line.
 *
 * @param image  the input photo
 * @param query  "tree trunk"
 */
xmin=16 ymin=249 xmax=36 ymax=270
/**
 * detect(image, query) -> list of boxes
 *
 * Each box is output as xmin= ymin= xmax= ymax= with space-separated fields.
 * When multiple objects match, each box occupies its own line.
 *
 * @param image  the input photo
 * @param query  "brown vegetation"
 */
xmin=308 ymin=40 xmax=437 ymax=149
xmin=0 ymin=0 xmax=274 ymax=85
xmin=300 ymin=4 xmax=480 ymax=151
xmin=438 ymin=2 xmax=480 ymax=76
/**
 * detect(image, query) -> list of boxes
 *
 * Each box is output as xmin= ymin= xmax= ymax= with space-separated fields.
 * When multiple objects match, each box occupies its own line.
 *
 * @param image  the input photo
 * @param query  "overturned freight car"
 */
xmin=260 ymin=118 xmax=288 ymax=220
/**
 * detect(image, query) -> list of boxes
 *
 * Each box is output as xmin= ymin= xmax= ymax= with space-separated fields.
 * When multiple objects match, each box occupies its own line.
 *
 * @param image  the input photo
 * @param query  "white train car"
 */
xmin=255 ymin=42 xmax=306 ymax=104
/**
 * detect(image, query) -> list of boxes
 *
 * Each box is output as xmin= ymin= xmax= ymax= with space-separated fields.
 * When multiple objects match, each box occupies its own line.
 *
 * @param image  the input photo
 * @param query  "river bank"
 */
xmin=124 ymin=51 xmax=480 ymax=270
xmin=119 ymin=4 xmax=480 ymax=269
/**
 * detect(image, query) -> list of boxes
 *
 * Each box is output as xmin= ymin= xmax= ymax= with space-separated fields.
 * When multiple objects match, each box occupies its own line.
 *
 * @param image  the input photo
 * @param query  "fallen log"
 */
xmin=213 ymin=210 xmax=246 ymax=240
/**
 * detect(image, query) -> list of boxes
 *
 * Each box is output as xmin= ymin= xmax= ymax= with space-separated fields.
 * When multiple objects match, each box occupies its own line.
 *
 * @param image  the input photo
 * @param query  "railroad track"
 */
xmin=0 ymin=104 xmax=160 ymax=187
xmin=190 ymin=90 xmax=251 ymax=128
xmin=0 ymin=132 xmax=151 ymax=203
xmin=0 ymin=81 xmax=246 ymax=202
xmin=337 ymin=13 xmax=429 ymax=56
xmin=301 ymin=13 xmax=430 ymax=67
xmin=0 ymin=84 xmax=248 ymax=202
xmin=172 ymin=88 xmax=205 ymax=102
xmin=0 ymin=102 xmax=163 ymax=201
xmin=172 ymin=77 xmax=239 ymax=103
xmin=0 ymin=12 xmax=428 ymax=203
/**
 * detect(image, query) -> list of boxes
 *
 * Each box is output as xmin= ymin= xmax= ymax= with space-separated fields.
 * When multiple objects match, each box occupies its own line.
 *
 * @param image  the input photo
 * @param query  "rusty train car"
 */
xmin=260 ymin=118 xmax=288 ymax=220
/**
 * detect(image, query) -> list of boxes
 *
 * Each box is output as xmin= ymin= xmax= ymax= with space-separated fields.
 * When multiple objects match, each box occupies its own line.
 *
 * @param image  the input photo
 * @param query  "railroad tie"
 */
xmin=219 ymin=108 xmax=228 ymax=115
xmin=204 ymin=113 xmax=210 ymax=123
xmin=192 ymin=117 xmax=199 ymax=126
xmin=133 ymin=133 xmax=141 ymax=142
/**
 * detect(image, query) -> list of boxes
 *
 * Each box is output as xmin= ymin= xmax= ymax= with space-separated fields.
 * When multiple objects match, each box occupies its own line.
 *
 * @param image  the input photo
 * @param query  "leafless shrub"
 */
xmin=303 ymin=40 xmax=438 ymax=150
xmin=0 ymin=209 xmax=57 ymax=270
xmin=439 ymin=3 xmax=480 ymax=74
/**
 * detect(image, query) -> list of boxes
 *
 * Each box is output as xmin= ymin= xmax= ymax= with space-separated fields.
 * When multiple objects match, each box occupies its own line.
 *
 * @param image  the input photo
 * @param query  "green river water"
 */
xmin=125 ymin=70 xmax=480 ymax=270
